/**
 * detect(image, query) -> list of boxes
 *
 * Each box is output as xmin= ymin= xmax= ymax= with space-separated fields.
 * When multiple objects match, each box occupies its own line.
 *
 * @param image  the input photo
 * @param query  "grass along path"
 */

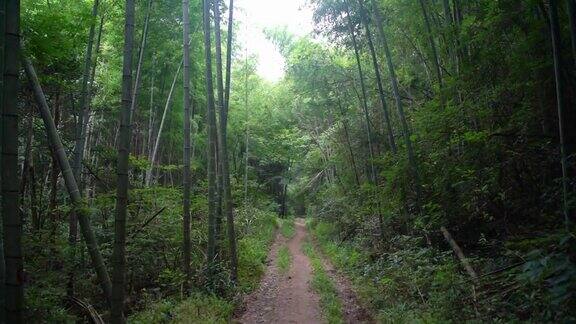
xmin=238 ymin=218 xmax=371 ymax=323
xmin=277 ymin=246 xmax=291 ymax=274
xmin=303 ymin=241 xmax=345 ymax=323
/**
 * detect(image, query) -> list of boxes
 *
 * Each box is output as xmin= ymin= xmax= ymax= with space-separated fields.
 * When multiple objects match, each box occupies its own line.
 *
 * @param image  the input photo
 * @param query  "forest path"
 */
xmin=237 ymin=219 xmax=322 ymax=323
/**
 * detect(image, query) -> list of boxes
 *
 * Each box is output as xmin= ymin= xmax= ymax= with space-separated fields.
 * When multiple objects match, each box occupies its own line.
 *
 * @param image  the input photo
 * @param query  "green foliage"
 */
xmin=309 ymin=220 xmax=471 ymax=322
xmin=129 ymin=293 xmax=234 ymax=324
xmin=277 ymin=246 xmax=291 ymax=274
xmin=236 ymin=207 xmax=279 ymax=293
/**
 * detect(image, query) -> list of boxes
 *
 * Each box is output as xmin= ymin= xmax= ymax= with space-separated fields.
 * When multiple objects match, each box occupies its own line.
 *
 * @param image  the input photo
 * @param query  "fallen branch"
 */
xmin=440 ymin=226 xmax=478 ymax=280
xmin=130 ymin=207 xmax=167 ymax=239
xmin=69 ymin=297 xmax=104 ymax=324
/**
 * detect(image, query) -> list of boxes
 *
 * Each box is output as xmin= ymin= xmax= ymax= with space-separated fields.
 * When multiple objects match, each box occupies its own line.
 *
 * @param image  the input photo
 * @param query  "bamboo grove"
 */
xmin=1 ymin=0 xmax=576 ymax=322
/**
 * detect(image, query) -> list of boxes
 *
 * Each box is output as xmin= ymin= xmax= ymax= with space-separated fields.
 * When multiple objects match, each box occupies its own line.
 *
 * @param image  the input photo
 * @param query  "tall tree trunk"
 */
xmin=145 ymin=55 xmax=155 ymax=161
xmin=146 ymin=60 xmax=182 ymax=186
xmin=130 ymin=0 xmax=153 ymax=122
xmin=222 ymin=0 xmax=238 ymax=282
xmin=111 ymin=0 xmax=136 ymax=321
xmin=203 ymin=0 xmax=218 ymax=267
xmin=346 ymin=6 xmax=376 ymax=184
xmin=182 ymin=0 xmax=192 ymax=290
xmin=337 ymin=97 xmax=360 ymax=186
xmin=214 ymin=0 xmax=225 ymax=255
xmin=442 ymin=0 xmax=455 ymax=73
xmin=372 ymin=1 xmax=422 ymax=209
xmin=418 ymin=0 xmax=442 ymax=88
xmin=357 ymin=0 xmax=396 ymax=153
xmin=549 ymin=0 xmax=572 ymax=229
xmin=23 ymin=57 xmax=113 ymax=306
xmin=49 ymin=103 xmax=60 ymax=218
xmin=243 ymin=47 xmax=249 ymax=208
xmin=69 ymin=1 xmax=100 ymax=298
xmin=73 ymin=0 xmax=99 ymax=190
xmin=2 ymin=0 xmax=22 ymax=321
xmin=19 ymin=111 xmax=33 ymax=203
xmin=0 ymin=0 xmax=5 ymax=318
xmin=83 ymin=15 xmax=105 ymax=180
xmin=567 ymin=0 xmax=576 ymax=67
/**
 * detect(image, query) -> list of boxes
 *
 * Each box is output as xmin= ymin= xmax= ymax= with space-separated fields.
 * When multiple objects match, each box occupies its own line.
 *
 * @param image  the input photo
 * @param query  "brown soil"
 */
xmin=236 ymin=219 xmax=372 ymax=324
xmin=237 ymin=219 xmax=322 ymax=323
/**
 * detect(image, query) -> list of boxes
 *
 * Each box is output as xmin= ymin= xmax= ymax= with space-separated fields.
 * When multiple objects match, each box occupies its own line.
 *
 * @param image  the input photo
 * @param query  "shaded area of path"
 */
xmin=238 ymin=219 xmax=322 ymax=323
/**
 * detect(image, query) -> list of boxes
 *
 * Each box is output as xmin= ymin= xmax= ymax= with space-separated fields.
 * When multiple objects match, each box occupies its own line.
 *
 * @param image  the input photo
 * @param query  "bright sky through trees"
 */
xmin=236 ymin=0 xmax=314 ymax=81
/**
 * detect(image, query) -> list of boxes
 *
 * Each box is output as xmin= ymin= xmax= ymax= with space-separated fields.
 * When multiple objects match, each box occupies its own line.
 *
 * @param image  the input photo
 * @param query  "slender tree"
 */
xmin=357 ymin=0 xmax=396 ymax=153
xmin=111 ymin=0 xmax=136 ymax=321
xmin=2 ymin=0 xmax=22 ymax=321
xmin=69 ymin=1 xmax=100 ymax=298
xmin=203 ymin=0 xmax=218 ymax=266
xmin=146 ymin=59 xmax=183 ymax=186
xmin=222 ymin=0 xmax=238 ymax=282
xmin=345 ymin=6 xmax=376 ymax=184
xmin=129 ymin=0 xmax=153 ymax=119
xmin=145 ymin=55 xmax=155 ymax=159
xmin=0 ymin=0 xmax=6 ymax=319
xmin=182 ymin=0 xmax=192 ymax=289
xmin=549 ymin=0 xmax=572 ymax=229
xmin=372 ymin=0 xmax=422 ymax=207
xmin=336 ymin=96 xmax=361 ymax=186
xmin=418 ymin=0 xmax=442 ymax=88
xmin=23 ymin=57 xmax=113 ymax=305
xmin=73 ymin=0 xmax=99 ymax=188
xmin=214 ymin=0 xmax=225 ymax=252
xmin=567 ymin=0 xmax=576 ymax=66
xmin=243 ymin=48 xmax=250 ymax=208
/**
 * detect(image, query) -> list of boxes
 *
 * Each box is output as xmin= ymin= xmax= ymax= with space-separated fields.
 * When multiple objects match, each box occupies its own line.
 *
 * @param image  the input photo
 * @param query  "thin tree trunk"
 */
xmin=566 ymin=0 xmax=576 ymax=67
xmin=418 ymin=0 xmax=442 ymax=88
xmin=131 ymin=0 xmax=152 ymax=117
xmin=49 ymin=104 xmax=60 ymax=218
xmin=337 ymin=97 xmax=360 ymax=186
xmin=23 ymin=57 xmax=113 ymax=305
xmin=214 ymin=0 xmax=225 ymax=254
xmin=19 ymin=111 xmax=33 ymax=201
xmin=2 ymin=0 xmax=22 ymax=321
xmin=84 ymin=14 xmax=105 ymax=176
xmin=0 ymin=0 xmax=6 ymax=317
xmin=29 ymin=152 xmax=38 ymax=231
xmin=111 ymin=0 xmax=136 ymax=320
xmin=243 ymin=46 xmax=249 ymax=208
xmin=357 ymin=0 xmax=396 ymax=153
xmin=372 ymin=1 xmax=422 ymax=209
xmin=222 ymin=0 xmax=238 ymax=282
xmin=346 ymin=7 xmax=376 ymax=184
xmin=69 ymin=2 xmax=100 ymax=298
xmin=442 ymin=0 xmax=455 ymax=73
xmin=73 ymin=0 xmax=99 ymax=190
xmin=182 ymin=0 xmax=192 ymax=290
xmin=146 ymin=55 xmax=155 ymax=161
xmin=146 ymin=59 xmax=182 ymax=186
xmin=549 ymin=0 xmax=572 ymax=229
xmin=203 ymin=0 xmax=218 ymax=267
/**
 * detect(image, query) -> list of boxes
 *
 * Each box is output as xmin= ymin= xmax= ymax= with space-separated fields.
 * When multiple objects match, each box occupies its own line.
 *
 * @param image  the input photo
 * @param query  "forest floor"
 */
xmin=236 ymin=219 xmax=371 ymax=323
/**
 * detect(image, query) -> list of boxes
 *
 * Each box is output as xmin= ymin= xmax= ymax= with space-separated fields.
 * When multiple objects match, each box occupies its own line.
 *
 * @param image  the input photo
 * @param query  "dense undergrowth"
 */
xmin=129 ymin=206 xmax=279 ymax=323
xmin=309 ymin=220 xmax=576 ymax=323
xmin=24 ymin=186 xmax=280 ymax=322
